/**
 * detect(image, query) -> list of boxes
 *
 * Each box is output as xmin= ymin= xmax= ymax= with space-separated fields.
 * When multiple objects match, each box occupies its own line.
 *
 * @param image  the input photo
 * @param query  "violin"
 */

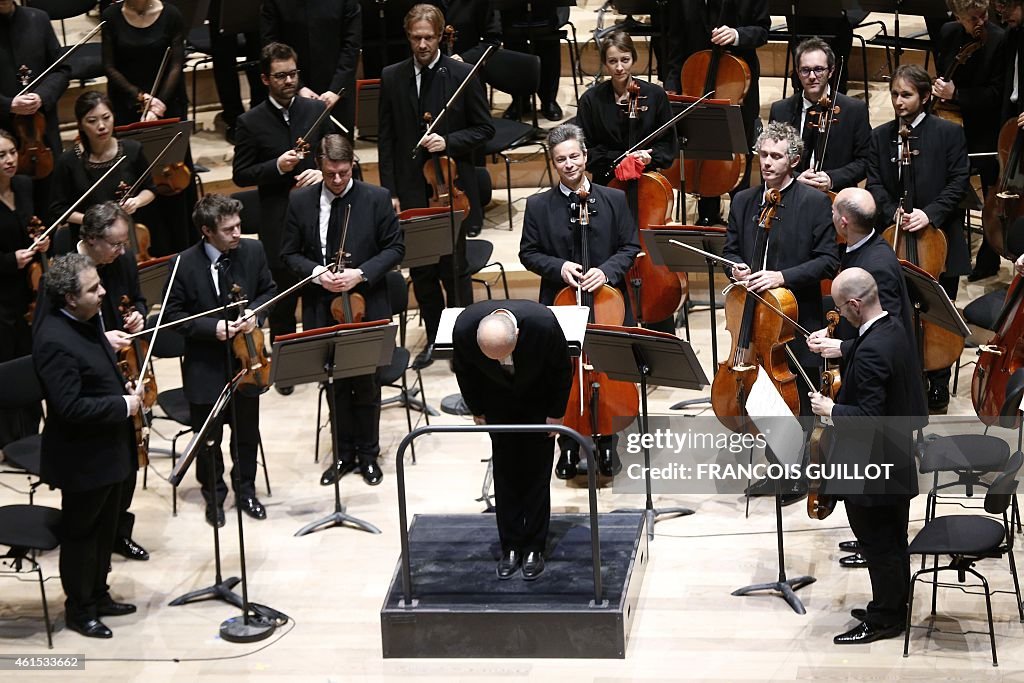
xmin=328 ymin=206 xmax=367 ymax=324
xmin=677 ymin=0 xmax=751 ymax=200
xmin=153 ymin=161 xmax=191 ymax=196
xmin=712 ymin=189 xmax=800 ymax=432
xmin=23 ymin=216 xmax=48 ymax=324
xmin=118 ymin=358 xmax=151 ymax=469
xmin=981 ymin=117 xmax=1024 ymax=261
xmin=12 ymin=66 xmax=53 ymax=180
xmin=807 ymin=309 xmax=840 ymax=520
xmin=116 ymin=295 xmax=158 ymax=410
xmin=229 ymin=284 xmax=273 ymax=397
xmin=420 ymin=112 xmax=471 ymax=216
xmin=973 ymin=273 xmax=1024 ymax=428
xmin=114 ymin=180 xmax=153 ymax=262
xmin=552 ymin=190 xmax=640 ymax=461
xmin=608 ymin=81 xmax=685 ymax=326
xmin=930 ymin=25 xmax=985 ymax=127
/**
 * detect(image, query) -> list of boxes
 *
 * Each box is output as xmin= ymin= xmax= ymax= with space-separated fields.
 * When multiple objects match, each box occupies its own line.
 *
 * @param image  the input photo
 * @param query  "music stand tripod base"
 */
xmin=295 ymin=505 xmax=382 ymax=537
xmin=220 ymin=612 xmax=276 ymax=643
xmin=730 ymin=575 xmax=816 ymax=615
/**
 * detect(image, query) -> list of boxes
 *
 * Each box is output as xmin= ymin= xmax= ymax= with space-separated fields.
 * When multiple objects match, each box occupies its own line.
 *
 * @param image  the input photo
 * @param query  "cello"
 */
xmin=982 ymin=117 xmax=1024 ymax=260
xmin=712 ymin=189 xmax=800 ymax=433
xmin=228 ymin=284 xmax=273 ymax=397
xmin=972 ymin=273 xmax=1024 ymax=428
xmin=608 ymin=81 xmax=684 ymax=326
xmin=553 ymin=190 xmax=639 ymax=472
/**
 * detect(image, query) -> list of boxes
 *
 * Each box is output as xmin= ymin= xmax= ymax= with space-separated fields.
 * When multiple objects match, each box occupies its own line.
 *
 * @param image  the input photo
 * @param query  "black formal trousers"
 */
xmin=845 ymin=498 xmax=912 ymax=629
xmin=208 ymin=0 xmax=265 ymax=126
xmin=491 ymin=431 xmax=555 ymax=555
xmin=60 ymin=480 xmax=122 ymax=622
xmin=327 ymin=374 xmax=381 ymax=465
xmin=411 ymin=229 xmax=473 ymax=342
xmin=188 ymin=394 xmax=260 ymax=506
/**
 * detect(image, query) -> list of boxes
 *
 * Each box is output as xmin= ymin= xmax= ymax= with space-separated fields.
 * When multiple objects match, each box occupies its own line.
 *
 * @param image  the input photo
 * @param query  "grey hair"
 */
xmin=755 ymin=120 xmax=804 ymax=165
xmin=45 ymin=253 xmax=95 ymax=309
xmin=81 ymin=201 xmax=131 ymax=241
xmin=547 ymin=123 xmax=587 ymax=155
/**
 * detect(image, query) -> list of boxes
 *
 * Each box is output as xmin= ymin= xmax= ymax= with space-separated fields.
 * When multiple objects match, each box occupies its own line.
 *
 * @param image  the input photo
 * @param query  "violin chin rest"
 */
xmin=998 ymin=368 xmax=1024 ymax=428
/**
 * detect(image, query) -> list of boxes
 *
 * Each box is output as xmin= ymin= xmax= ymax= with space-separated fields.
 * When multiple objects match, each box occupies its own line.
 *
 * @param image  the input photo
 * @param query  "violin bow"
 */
xmin=16 ymin=22 xmax=105 ymax=97
xmin=30 ymin=156 xmax=127 ymax=250
xmin=411 ymin=44 xmax=497 ymax=157
xmin=140 ymin=47 xmax=171 ymax=121
xmin=123 ymin=299 xmax=248 ymax=340
xmin=611 ymin=91 xmax=714 ymax=168
xmin=133 ymin=251 xmax=182 ymax=394
xmin=120 ymin=130 xmax=184 ymax=201
xmin=297 ymin=90 xmax=344 ymax=149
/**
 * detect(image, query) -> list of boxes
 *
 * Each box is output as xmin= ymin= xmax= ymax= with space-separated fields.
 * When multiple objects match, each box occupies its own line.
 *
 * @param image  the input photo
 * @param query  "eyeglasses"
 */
xmin=103 ymin=238 xmax=130 ymax=250
xmin=798 ymin=66 xmax=830 ymax=77
xmin=269 ymin=69 xmax=300 ymax=82
xmin=837 ymin=297 xmax=860 ymax=311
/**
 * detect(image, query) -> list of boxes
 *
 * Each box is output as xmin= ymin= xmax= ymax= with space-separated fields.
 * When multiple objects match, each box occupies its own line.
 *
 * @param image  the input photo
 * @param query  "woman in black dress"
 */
xmin=48 ymin=91 xmax=155 ymax=246
xmin=0 ymin=129 xmax=45 ymax=445
xmin=101 ymin=0 xmax=187 ymax=124
xmin=575 ymin=31 xmax=677 ymax=186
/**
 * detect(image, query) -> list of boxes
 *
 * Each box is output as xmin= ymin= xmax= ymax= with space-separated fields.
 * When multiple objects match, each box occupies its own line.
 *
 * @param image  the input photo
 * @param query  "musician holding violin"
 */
xmin=281 ymin=135 xmax=405 ymax=488
xmin=934 ymin=0 xmax=1006 ymax=282
xmin=768 ymin=38 xmax=871 ymax=195
xmin=164 ymin=194 xmax=277 ymax=528
xmin=808 ymin=268 xmax=924 ymax=646
xmin=48 ymin=92 xmax=155 ymax=245
xmin=866 ymin=64 xmax=970 ymax=414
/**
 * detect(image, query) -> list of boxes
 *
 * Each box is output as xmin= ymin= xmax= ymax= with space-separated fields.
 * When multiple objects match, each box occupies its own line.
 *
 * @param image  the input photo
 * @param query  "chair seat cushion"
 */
xmin=66 ymin=43 xmax=104 ymax=81
xmin=908 ymin=515 xmax=1007 ymax=556
xmin=157 ymin=388 xmax=191 ymax=426
xmin=465 ymin=239 xmax=495 ymax=273
xmin=920 ymin=434 xmax=1010 ymax=474
xmin=481 ymin=117 xmax=539 ymax=155
xmin=378 ymin=347 xmax=410 ymax=385
xmin=0 ymin=505 xmax=61 ymax=551
xmin=3 ymin=434 xmax=41 ymax=475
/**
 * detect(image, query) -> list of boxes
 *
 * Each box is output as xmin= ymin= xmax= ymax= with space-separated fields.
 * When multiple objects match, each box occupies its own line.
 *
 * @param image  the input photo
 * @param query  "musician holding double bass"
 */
xmin=866 ymin=64 xmax=970 ymax=414
xmin=934 ymin=0 xmax=1006 ymax=281
xmin=164 ymin=194 xmax=277 ymax=528
xmin=280 ymin=135 xmax=404 ymax=488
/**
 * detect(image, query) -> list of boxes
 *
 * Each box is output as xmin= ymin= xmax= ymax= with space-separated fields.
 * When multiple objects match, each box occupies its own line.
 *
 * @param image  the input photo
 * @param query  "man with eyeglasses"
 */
xmin=233 ymin=43 xmax=327 ymax=390
xmin=38 ymin=202 xmax=151 ymax=563
xmin=769 ymin=37 xmax=871 ymax=195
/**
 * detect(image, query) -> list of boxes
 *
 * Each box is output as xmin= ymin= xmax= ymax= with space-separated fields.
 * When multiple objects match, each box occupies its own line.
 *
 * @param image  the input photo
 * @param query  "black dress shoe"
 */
xmin=838 ymin=540 xmax=860 ymax=552
xmin=466 ymin=224 xmax=482 ymax=238
xmin=598 ymin=447 xmax=622 ymax=477
xmin=502 ymin=103 xmax=523 ymax=120
xmin=114 ymin=536 xmax=149 ymax=561
xmin=412 ymin=343 xmax=435 ymax=370
xmin=522 ymin=551 xmax=545 ymax=580
xmin=238 ymin=496 xmax=267 ymax=520
xmin=205 ymin=504 xmax=226 ymax=528
xmin=359 ymin=459 xmax=383 ymax=486
xmin=97 ymin=596 xmax=137 ymax=617
xmin=275 ymin=384 xmax=295 ymax=396
xmin=928 ymin=382 xmax=949 ymax=414
xmin=967 ymin=266 xmax=999 ymax=282
xmin=555 ymin=450 xmax=578 ymax=480
xmin=850 ymin=607 xmax=867 ymax=621
xmin=320 ymin=459 xmax=356 ymax=486
xmin=541 ymin=101 xmax=563 ymax=121
xmin=833 ymin=621 xmax=903 ymax=645
xmin=66 ymin=617 xmax=112 ymax=639
xmin=839 ymin=553 xmax=868 ymax=568
xmin=496 ymin=549 xmax=521 ymax=579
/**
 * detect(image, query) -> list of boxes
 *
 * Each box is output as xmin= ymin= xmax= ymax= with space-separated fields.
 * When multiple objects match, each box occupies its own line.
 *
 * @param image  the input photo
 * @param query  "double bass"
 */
xmin=553 ymin=190 xmax=639 ymax=471
xmin=972 ymin=273 xmax=1024 ymax=428
xmin=982 ymin=117 xmax=1024 ymax=260
xmin=929 ymin=25 xmax=985 ymax=127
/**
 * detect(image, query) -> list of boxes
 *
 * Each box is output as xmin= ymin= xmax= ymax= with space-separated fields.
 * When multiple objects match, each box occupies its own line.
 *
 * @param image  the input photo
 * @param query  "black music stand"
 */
xmin=584 ymin=326 xmax=707 ymax=540
xmin=643 ymin=227 xmax=729 ymax=408
xmin=857 ymin=0 xmax=937 ymax=68
xmin=271 ymin=322 xmax=397 ymax=537
xmin=669 ymin=99 xmax=748 ymax=223
xmin=115 ymin=119 xmax=192 ymax=188
xmin=137 ymin=255 xmax=174 ymax=313
xmin=901 ymin=263 xmax=971 ymax=376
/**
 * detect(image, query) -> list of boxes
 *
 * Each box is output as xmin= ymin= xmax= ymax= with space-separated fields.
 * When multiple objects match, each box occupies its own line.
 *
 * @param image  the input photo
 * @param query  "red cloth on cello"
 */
xmin=613 ymin=154 xmax=645 ymax=182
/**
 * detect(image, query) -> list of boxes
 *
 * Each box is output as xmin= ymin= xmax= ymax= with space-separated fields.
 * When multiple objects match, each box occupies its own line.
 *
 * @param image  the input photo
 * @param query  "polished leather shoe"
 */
xmin=275 ymin=384 xmax=294 ymax=396
xmin=541 ymin=101 xmax=563 ymax=121
xmin=522 ymin=551 xmax=545 ymax=580
xmin=967 ymin=266 xmax=999 ymax=282
xmin=411 ymin=343 xmax=435 ymax=370
xmin=839 ymin=553 xmax=868 ymax=568
xmin=114 ymin=536 xmax=149 ymax=561
xmin=66 ymin=617 xmax=112 ymax=639
xmin=466 ymin=224 xmax=482 ymax=238
xmin=496 ymin=549 xmax=521 ymax=579
xmin=205 ymin=504 xmax=226 ymax=528
xmin=320 ymin=459 xmax=356 ymax=486
xmin=97 ymin=597 xmax=137 ymax=617
xmin=359 ymin=459 xmax=383 ymax=486
xmin=238 ymin=496 xmax=267 ymax=520
xmin=850 ymin=607 xmax=867 ymax=621
xmin=555 ymin=450 xmax=578 ymax=480
xmin=928 ymin=382 xmax=949 ymax=414
xmin=838 ymin=540 xmax=860 ymax=552
xmin=833 ymin=621 xmax=903 ymax=645
xmin=598 ymin=447 xmax=622 ymax=477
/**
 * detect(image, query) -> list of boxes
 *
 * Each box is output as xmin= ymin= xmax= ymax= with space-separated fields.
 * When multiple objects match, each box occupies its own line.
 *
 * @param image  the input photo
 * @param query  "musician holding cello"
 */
xmin=866 ymin=64 xmax=970 ymax=414
xmin=377 ymin=3 xmax=493 ymax=370
xmin=934 ymin=0 xmax=1006 ymax=282
xmin=280 ymin=135 xmax=404 ymax=488
xmin=768 ymin=38 xmax=871 ymax=195
xmin=164 ymin=194 xmax=277 ymax=528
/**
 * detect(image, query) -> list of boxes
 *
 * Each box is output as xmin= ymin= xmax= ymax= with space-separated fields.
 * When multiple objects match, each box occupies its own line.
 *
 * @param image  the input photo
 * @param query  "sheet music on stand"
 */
xmin=115 ymin=119 xmax=192 ymax=169
xmin=398 ymin=207 xmax=462 ymax=269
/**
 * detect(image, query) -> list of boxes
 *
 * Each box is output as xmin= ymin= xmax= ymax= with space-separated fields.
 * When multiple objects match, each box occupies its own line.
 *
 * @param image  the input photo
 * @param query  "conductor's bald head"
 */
xmin=832 ymin=187 xmax=876 ymax=243
xmin=477 ymin=311 xmax=518 ymax=360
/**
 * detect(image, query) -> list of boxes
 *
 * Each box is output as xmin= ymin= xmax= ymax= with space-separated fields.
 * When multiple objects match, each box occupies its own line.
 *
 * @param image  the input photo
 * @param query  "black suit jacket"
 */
xmin=280 ymin=180 xmax=405 ymax=327
xmin=163 ymin=239 xmax=277 ymax=405
xmin=232 ymin=96 xmax=327 ymax=268
xmin=452 ymin=299 xmax=573 ymax=424
xmin=936 ymin=20 xmax=1006 ymax=154
xmin=829 ymin=315 xmax=925 ymax=505
xmin=866 ymin=114 xmax=972 ymax=276
xmin=0 ymin=5 xmax=70 ymax=157
xmin=519 ymin=184 xmax=640 ymax=322
xmin=34 ymin=310 xmax=134 ymax=492
xmin=768 ymin=92 xmax=871 ymax=191
xmin=1003 ymin=26 xmax=1024 ymax=121
xmin=378 ymin=54 xmax=494 ymax=208
xmin=724 ymin=181 xmax=838 ymax=365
